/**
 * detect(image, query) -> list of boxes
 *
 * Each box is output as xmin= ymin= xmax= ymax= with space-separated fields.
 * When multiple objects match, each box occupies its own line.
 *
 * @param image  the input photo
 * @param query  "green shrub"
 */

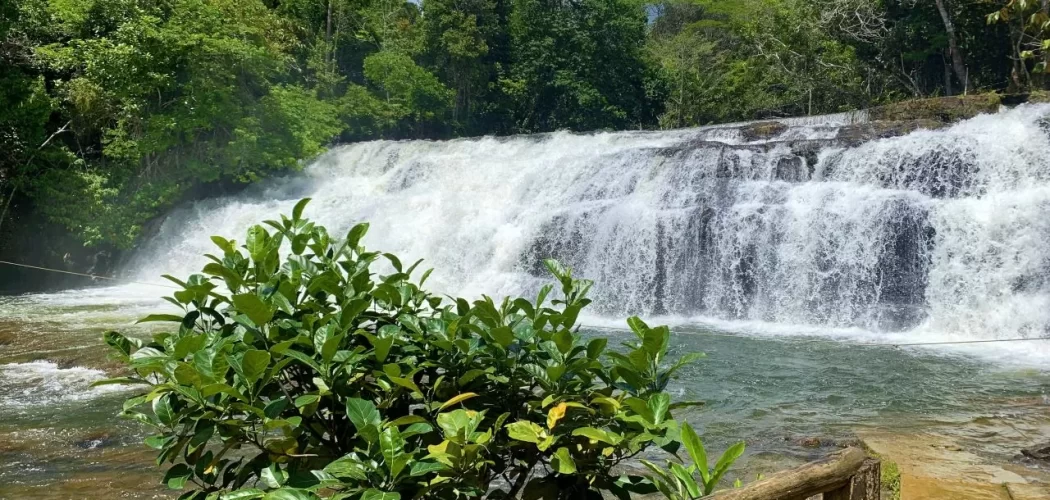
xmin=98 ymin=199 xmax=743 ymax=499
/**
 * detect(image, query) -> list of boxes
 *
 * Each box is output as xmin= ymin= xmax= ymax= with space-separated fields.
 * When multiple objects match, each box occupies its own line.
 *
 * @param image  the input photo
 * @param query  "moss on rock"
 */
xmin=868 ymin=94 xmax=1001 ymax=123
xmin=741 ymin=121 xmax=788 ymax=141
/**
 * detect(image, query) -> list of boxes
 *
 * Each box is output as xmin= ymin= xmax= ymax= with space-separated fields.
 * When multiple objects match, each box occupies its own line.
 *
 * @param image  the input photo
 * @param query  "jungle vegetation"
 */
xmin=0 ymin=0 xmax=1042 ymax=265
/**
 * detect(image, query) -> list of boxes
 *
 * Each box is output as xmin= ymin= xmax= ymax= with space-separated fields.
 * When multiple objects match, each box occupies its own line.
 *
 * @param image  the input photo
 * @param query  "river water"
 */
xmin=3 ymin=106 xmax=1050 ymax=496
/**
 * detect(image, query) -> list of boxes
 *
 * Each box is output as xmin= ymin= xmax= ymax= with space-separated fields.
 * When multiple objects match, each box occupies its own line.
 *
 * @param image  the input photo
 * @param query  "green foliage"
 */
xmin=0 ymin=0 xmax=1037 ymax=261
xmin=98 ymin=200 xmax=744 ymax=499
xmin=641 ymin=423 xmax=746 ymax=499
xmin=504 ymin=0 xmax=664 ymax=132
xmin=364 ymin=51 xmax=453 ymax=127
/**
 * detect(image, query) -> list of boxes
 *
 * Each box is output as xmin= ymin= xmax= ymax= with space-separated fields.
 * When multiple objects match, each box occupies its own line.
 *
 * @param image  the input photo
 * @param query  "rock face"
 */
xmin=1021 ymin=443 xmax=1050 ymax=462
xmin=860 ymin=425 xmax=1050 ymax=500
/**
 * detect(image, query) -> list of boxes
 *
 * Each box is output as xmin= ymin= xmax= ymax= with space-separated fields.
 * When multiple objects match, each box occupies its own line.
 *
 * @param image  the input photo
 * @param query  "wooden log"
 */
xmin=710 ymin=448 xmax=869 ymax=500
xmin=824 ymin=459 xmax=881 ymax=500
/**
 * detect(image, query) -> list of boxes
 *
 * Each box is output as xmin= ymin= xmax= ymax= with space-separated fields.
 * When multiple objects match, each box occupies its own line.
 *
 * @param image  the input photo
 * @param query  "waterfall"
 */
xmin=125 ymin=104 xmax=1050 ymax=341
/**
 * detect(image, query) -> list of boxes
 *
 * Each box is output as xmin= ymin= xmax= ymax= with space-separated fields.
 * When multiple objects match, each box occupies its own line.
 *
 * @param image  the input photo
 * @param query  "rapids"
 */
xmin=117 ymin=104 xmax=1050 ymax=356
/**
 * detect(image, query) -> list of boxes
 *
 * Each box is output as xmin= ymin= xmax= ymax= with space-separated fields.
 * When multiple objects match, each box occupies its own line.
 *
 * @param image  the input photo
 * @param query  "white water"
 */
xmin=11 ymin=105 xmax=1050 ymax=363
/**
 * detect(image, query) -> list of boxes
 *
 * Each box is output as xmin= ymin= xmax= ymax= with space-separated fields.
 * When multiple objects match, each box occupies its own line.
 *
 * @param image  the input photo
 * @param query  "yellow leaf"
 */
xmin=547 ymin=402 xmax=568 ymax=429
xmin=438 ymin=392 xmax=478 ymax=411
xmin=427 ymin=441 xmax=450 ymax=455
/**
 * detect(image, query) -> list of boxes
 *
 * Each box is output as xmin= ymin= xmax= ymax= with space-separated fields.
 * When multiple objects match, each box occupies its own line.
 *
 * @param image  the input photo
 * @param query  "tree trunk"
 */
xmin=944 ymin=53 xmax=953 ymax=96
xmin=326 ymin=1 xmax=333 ymax=43
xmin=933 ymin=0 xmax=970 ymax=93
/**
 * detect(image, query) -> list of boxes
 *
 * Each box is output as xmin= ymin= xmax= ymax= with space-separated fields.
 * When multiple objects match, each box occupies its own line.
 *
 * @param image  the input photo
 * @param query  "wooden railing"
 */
xmin=711 ymin=448 xmax=881 ymax=500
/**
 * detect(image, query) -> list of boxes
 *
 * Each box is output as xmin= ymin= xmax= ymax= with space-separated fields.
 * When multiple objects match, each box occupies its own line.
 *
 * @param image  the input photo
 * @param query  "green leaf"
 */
xmin=223 ymin=491 xmax=265 ymax=500
xmin=489 ymin=326 xmax=514 ymax=347
xmin=361 ymin=490 xmax=400 ymax=500
xmin=210 ymin=236 xmax=235 ymax=255
xmin=246 ymin=225 xmax=271 ymax=262
xmin=670 ymin=462 xmax=701 ymax=498
xmin=506 ymin=420 xmax=544 ymax=444
xmin=346 ymin=223 xmax=369 ymax=249
xmin=264 ymin=397 xmax=289 ymax=419
xmin=263 ymin=489 xmax=321 ymax=500
xmin=174 ymin=335 xmax=205 ymax=359
xmin=552 ymin=447 xmax=577 ymax=474
xmin=282 ymin=349 xmax=324 ymax=375
xmin=194 ymin=348 xmax=230 ymax=383
xmin=90 ymin=377 xmax=149 ymax=387
xmin=707 ymin=441 xmax=746 ymax=494
xmin=232 ymin=294 xmax=275 ymax=326
xmin=292 ymin=198 xmax=311 ymax=221
xmin=364 ymin=333 xmax=394 ymax=363
xmin=586 ymin=338 xmax=607 ymax=359
xmin=553 ymin=328 xmax=573 ymax=354
xmin=388 ymin=375 xmax=422 ymax=395
xmin=648 ymin=392 xmax=670 ymax=425
xmin=137 ymin=314 xmax=185 ymax=324
xmin=294 ymin=394 xmax=321 ymax=408
xmin=240 ymin=349 xmax=271 ymax=384
xmin=409 ymin=460 xmax=447 ymax=476
xmin=387 ymin=415 xmax=427 ymax=427
xmin=163 ymin=463 xmax=193 ymax=489
xmin=571 ymin=427 xmax=622 ymax=445
xmin=346 ymin=398 xmax=382 ymax=438
xmin=380 ymin=427 xmax=406 ymax=477
xmin=324 ymin=455 xmax=370 ymax=480
xmin=144 ymin=435 xmax=170 ymax=450
xmin=642 ymin=326 xmax=669 ymax=359
xmin=624 ymin=397 xmax=655 ymax=424
xmin=261 ymin=464 xmax=287 ymax=488
xmin=681 ymin=422 xmax=710 ymax=483
xmin=153 ymin=395 xmax=175 ymax=426
xmin=103 ymin=331 xmax=136 ymax=358
xmin=626 ymin=316 xmax=649 ymax=336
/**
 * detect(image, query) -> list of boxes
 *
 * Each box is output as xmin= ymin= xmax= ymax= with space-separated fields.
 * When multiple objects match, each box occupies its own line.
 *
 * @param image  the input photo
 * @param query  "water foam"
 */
xmin=0 ymin=361 xmax=127 ymax=412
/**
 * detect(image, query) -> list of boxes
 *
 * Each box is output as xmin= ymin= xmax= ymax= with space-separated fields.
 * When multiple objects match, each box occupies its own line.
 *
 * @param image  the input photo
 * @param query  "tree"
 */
xmin=421 ymin=0 xmax=506 ymax=134
xmin=988 ymin=0 xmax=1050 ymax=89
xmin=503 ymin=0 xmax=664 ymax=132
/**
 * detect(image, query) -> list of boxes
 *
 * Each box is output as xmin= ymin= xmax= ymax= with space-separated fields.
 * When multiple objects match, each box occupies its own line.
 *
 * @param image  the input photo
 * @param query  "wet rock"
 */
xmin=1021 ymin=442 xmax=1050 ymax=461
xmin=834 ymin=438 xmax=862 ymax=449
xmin=0 ymin=329 xmax=14 ymax=346
xmin=799 ymin=437 xmax=822 ymax=448
xmin=835 ymin=119 xmax=945 ymax=146
xmin=741 ymin=121 xmax=788 ymax=142
xmin=75 ymin=431 xmax=115 ymax=450
xmin=775 ymin=156 xmax=807 ymax=182
xmin=0 ymin=436 xmax=30 ymax=454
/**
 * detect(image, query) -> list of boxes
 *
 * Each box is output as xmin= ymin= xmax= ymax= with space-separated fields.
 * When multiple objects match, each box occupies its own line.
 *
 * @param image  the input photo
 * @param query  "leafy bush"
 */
xmin=99 ymin=199 xmax=743 ymax=499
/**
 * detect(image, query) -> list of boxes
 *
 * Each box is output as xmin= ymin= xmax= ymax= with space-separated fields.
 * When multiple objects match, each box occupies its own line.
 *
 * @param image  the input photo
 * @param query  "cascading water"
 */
xmin=121 ymin=104 xmax=1050 ymax=345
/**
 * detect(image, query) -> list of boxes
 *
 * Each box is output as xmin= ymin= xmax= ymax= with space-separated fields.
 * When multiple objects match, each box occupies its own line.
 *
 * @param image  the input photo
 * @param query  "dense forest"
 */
xmin=0 ymin=0 xmax=1047 ymax=281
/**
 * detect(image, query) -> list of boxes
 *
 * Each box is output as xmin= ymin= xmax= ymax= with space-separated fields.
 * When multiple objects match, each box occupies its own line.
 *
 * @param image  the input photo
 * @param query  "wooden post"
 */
xmin=824 ymin=459 xmax=880 ymax=500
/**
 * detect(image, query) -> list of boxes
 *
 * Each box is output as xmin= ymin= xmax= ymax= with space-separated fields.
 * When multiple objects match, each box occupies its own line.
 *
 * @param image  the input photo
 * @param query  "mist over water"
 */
xmin=115 ymin=104 xmax=1050 ymax=359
